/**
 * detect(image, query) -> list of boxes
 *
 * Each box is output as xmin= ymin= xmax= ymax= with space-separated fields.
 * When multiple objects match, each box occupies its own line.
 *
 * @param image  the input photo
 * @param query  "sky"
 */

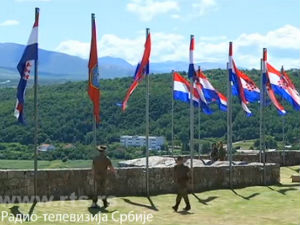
xmin=0 ymin=0 xmax=299 ymax=69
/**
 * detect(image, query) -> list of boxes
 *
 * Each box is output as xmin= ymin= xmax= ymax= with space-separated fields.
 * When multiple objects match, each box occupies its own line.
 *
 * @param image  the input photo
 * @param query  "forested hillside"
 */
xmin=0 ymin=69 xmax=299 ymax=160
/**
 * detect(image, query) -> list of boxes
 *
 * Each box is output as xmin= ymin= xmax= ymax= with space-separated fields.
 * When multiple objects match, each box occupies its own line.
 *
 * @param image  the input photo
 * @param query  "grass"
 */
xmin=233 ymin=139 xmax=256 ymax=150
xmin=0 ymin=159 xmax=121 ymax=169
xmin=0 ymin=166 xmax=299 ymax=225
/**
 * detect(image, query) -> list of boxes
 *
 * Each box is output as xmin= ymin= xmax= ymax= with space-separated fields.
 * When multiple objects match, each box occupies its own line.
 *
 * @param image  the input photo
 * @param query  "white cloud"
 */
xmin=236 ymin=25 xmax=300 ymax=50
xmin=55 ymin=25 xmax=300 ymax=69
xmin=192 ymin=0 xmax=217 ymax=16
xmin=55 ymin=40 xmax=90 ymax=59
xmin=232 ymin=25 xmax=300 ymax=68
xmin=99 ymin=34 xmax=145 ymax=64
xmin=126 ymin=0 xmax=179 ymax=21
xmin=171 ymin=14 xmax=181 ymax=19
xmin=0 ymin=20 xmax=19 ymax=26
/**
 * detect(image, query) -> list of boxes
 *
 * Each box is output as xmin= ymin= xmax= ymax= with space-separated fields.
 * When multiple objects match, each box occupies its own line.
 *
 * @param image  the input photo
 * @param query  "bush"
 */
xmin=62 ymin=157 xmax=68 ymax=162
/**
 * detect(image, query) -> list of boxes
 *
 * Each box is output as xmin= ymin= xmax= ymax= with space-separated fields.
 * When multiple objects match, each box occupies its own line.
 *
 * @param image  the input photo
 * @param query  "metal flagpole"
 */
xmin=280 ymin=66 xmax=286 ymax=166
xmin=227 ymin=42 xmax=233 ymax=188
xmin=259 ymin=58 xmax=263 ymax=164
xmin=33 ymin=7 xmax=40 ymax=201
xmin=189 ymin=35 xmax=195 ymax=192
xmin=145 ymin=28 xmax=150 ymax=197
xmin=171 ymin=70 xmax=174 ymax=157
xmin=197 ymin=66 xmax=201 ymax=158
xmin=92 ymin=13 xmax=97 ymax=152
xmin=261 ymin=48 xmax=267 ymax=185
xmin=282 ymin=116 xmax=285 ymax=166
xmin=93 ymin=116 xmax=97 ymax=151
xmin=90 ymin=13 xmax=99 ymax=202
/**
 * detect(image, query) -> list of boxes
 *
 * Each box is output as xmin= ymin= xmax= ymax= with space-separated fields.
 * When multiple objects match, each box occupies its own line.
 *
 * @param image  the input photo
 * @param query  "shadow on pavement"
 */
xmin=9 ymin=201 xmax=37 ymax=221
xmin=192 ymin=193 xmax=218 ymax=205
xmin=267 ymin=186 xmax=298 ymax=195
xmin=231 ymin=189 xmax=260 ymax=200
xmin=122 ymin=197 xmax=158 ymax=211
xmin=88 ymin=206 xmax=116 ymax=216
xmin=177 ymin=210 xmax=194 ymax=215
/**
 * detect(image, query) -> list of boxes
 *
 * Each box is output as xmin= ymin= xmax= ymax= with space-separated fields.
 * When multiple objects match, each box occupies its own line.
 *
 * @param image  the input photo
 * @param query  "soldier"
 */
xmin=91 ymin=145 xmax=115 ymax=208
xmin=211 ymin=143 xmax=219 ymax=162
xmin=172 ymin=156 xmax=191 ymax=212
xmin=218 ymin=141 xmax=226 ymax=161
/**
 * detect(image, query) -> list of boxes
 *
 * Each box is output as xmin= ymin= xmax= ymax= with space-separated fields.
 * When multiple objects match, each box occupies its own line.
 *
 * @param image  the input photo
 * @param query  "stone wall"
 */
xmin=192 ymin=150 xmax=300 ymax=166
xmin=234 ymin=151 xmax=300 ymax=166
xmin=0 ymin=163 xmax=279 ymax=200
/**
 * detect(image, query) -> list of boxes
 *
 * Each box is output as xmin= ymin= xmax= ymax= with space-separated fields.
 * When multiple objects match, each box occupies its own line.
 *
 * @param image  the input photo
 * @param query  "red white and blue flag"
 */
xmin=280 ymin=67 xmax=300 ymax=110
xmin=264 ymin=63 xmax=300 ymax=112
xmin=14 ymin=9 xmax=39 ymax=123
xmin=196 ymin=68 xmax=227 ymax=112
xmin=122 ymin=32 xmax=151 ymax=111
xmin=88 ymin=14 xmax=100 ymax=123
xmin=262 ymin=49 xmax=286 ymax=115
xmin=188 ymin=35 xmax=196 ymax=79
xmin=228 ymin=42 xmax=260 ymax=116
xmin=173 ymin=72 xmax=212 ymax=114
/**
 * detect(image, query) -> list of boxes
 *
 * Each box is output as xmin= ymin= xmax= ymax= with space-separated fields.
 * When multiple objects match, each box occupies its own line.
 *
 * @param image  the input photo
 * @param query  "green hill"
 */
xmin=0 ymin=69 xmax=299 ymax=160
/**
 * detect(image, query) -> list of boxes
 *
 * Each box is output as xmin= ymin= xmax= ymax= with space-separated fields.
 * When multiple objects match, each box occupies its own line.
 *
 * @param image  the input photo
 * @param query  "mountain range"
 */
xmin=0 ymin=42 xmax=225 ymax=83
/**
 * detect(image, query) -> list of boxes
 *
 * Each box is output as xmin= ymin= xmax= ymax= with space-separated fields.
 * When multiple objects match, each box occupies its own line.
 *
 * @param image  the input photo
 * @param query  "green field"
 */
xmin=233 ymin=139 xmax=256 ymax=150
xmin=0 ymin=159 xmax=120 ymax=169
xmin=0 ymin=166 xmax=299 ymax=225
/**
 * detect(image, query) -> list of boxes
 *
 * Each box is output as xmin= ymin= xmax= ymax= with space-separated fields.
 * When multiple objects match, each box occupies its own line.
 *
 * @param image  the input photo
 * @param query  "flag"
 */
xmin=122 ymin=32 xmax=151 ymax=111
xmin=262 ymin=49 xmax=286 ymax=115
xmin=196 ymin=68 xmax=227 ymax=112
xmin=281 ymin=67 xmax=300 ymax=110
xmin=265 ymin=64 xmax=300 ymax=111
xmin=173 ymin=72 xmax=212 ymax=114
xmin=228 ymin=42 xmax=260 ymax=116
xmin=88 ymin=14 xmax=100 ymax=123
xmin=188 ymin=35 xmax=196 ymax=79
xmin=14 ymin=9 xmax=39 ymax=123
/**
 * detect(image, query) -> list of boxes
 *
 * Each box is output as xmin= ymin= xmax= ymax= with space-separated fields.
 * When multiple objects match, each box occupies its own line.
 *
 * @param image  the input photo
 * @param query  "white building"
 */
xmin=37 ymin=144 xmax=55 ymax=152
xmin=120 ymin=135 xmax=165 ymax=150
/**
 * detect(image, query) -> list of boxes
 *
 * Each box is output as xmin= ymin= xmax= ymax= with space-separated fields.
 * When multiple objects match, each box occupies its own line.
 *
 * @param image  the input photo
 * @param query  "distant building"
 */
xmin=38 ymin=144 xmax=55 ymax=152
xmin=63 ymin=144 xmax=75 ymax=149
xmin=120 ymin=135 xmax=165 ymax=150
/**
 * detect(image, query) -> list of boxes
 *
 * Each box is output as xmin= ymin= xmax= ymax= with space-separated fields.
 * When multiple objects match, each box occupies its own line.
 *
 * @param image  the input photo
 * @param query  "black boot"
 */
xmin=103 ymin=199 xmax=109 ymax=208
xmin=183 ymin=195 xmax=191 ymax=211
xmin=91 ymin=196 xmax=99 ymax=208
xmin=173 ymin=194 xmax=181 ymax=212
xmin=183 ymin=205 xmax=191 ymax=211
xmin=172 ymin=205 xmax=178 ymax=212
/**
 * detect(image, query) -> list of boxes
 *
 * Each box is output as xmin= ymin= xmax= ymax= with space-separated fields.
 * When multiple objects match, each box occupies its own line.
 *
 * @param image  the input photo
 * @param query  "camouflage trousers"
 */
xmin=92 ymin=177 xmax=107 ymax=204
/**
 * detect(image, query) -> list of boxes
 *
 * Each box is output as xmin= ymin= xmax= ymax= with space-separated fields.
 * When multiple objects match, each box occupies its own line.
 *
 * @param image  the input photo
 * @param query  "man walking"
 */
xmin=92 ymin=145 xmax=115 ymax=208
xmin=172 ymin=156 xmax=191 ymax=212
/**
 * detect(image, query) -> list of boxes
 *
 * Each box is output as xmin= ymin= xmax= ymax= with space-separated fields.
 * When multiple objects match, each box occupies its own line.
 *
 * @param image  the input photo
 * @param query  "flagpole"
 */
xmin=260 ymin=48 xmax=267 ymax=185
xmin=227 ymin=42 xmax=233 ymax=188
xmin=92 ymin=13 xmax=97 ymax=152
xmin=93 ymin=115 xmax=97 ymax=148
xmin=33 ymin=7 xmax=39 ymax=201
xmin=171 ymin=70 xmax=174 ymax=157
xmin=282 ymin=116 xmax=285 ymax=165
xmin=189 ymin=35 xmax=194 ymax=192
xmin=280 ymin=66 xmax=286 ymax=166
xmin=259 ymin=58 xmax=263 ymax=164
xmin=145 ymin=28 xmax=150 ymax=197
xmin=197 ymin=66 xmax=201 ymax=158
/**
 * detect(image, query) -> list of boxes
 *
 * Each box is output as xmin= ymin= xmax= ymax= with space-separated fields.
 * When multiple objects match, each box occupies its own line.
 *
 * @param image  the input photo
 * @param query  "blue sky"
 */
xmin=0 ymin=0 xmax=299 ymax=68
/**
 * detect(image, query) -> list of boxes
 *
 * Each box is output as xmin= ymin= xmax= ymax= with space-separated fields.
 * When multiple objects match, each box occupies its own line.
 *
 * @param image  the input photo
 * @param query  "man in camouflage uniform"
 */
xmin=91 ymin=145 xmax=115 ymax=208
xmin=172 ymin=156 xmax=191 ymax=212
xmin=211 ymin=143 xmax=219 ymax=162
